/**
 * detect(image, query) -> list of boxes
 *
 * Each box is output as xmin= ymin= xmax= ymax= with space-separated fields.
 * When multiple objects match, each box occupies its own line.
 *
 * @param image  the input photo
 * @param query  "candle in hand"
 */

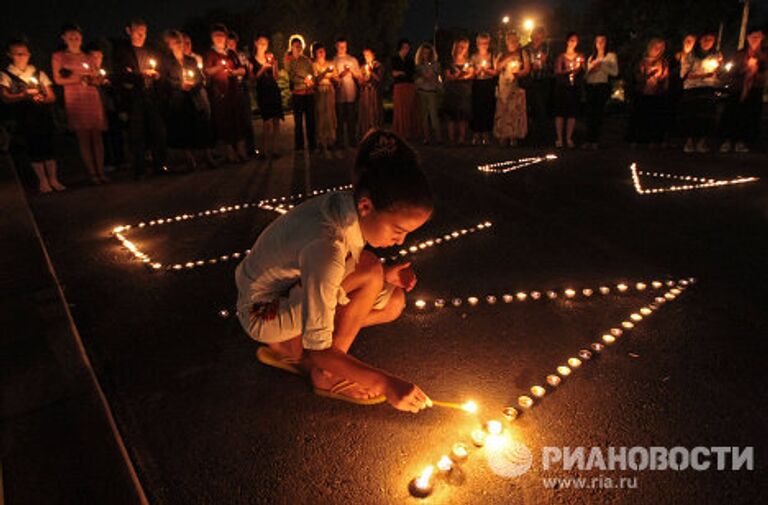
xmin=701 ymin=57 xmax=719 ymax=73
xmin=149 ymin=58 xmax=157 ymax=70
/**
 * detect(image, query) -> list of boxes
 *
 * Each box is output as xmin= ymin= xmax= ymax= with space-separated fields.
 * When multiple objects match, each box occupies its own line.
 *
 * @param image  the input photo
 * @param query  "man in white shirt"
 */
xmin=332 ymin=38 xmax=361 ymax=149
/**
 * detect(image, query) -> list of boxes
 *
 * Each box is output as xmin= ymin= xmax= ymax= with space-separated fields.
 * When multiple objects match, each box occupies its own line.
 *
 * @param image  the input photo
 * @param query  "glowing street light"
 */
xmin=523 ymin=18 xmax=535 ymax=32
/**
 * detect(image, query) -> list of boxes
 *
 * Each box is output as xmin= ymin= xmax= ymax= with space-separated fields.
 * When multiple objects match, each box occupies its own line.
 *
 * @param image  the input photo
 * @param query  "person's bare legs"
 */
xmin=32 ymin=162 xmax=52 ymax=193
xmin=76 ymin=130 xmax=97 ymax=182
xmin=331 ymin=251 xmax=385 ymax=353
xmin=92 ymin=130 xmax=106 ymax=181
xmin=566 ymin=118 xmax=576 ymax=147
xmin=555 ymin=117 xmax=564 ymax=146
xmin=272 ymin=119 xmax=280 ymax=156
xmin=44 ymin=160 xmax=65 ymax=191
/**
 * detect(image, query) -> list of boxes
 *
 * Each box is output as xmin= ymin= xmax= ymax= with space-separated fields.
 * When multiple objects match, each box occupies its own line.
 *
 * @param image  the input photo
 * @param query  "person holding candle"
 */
xmin=664 ymin=34 xmax=697 ymax=146
xmin=332 ymin=37 xmax=361 ymax=150
xmin=414 ymin=42 xmax=442 ymax=145
xmin=718 ymin=28 xmax=767 ymax=153
xmin=357 ymin=47 xmax=384 ymax=138
xmin=680 ymin=30 xmax=723 ymax=153
xmin=227 ymin=30 xmax=256 ymax=158
xmin=86 ymin=43 xmax=126 ymax=174
xmin=182 ymin=32 xmax=218 ymax=167
xmin=161 ymin=30 xmax=210 ymax=170
xmin=1 ymin=39 xmax=64 ymax=193
xmin=235 ymin=129 xmax=433 ymax=411
xmin=494 ymin=31 xmax=529 ymax=146
xmin=583 ymin=34 xmax=618 ymax=149
xmin=391 ymin=39 xmax=420 ymax=140
xmin=470 ymin=33 xmax=497 ymax=146
xmin=250 ymin=34 xmax=284 ymax=161
xmin=522 ymin=26 xmax=553 ymax=147
xmin=311 ymin=43 xmax=338 ymax=158
xmin=553 ymin=32 xmax=585 ymax=148
xmin=205 ymin=24 xmax=250 ymax=163
xmin=183 ymin=34 xmax=205 ymax=72
xmin=113 ymin=18 xmax=167 ymax=179
xmin=632 ymin=38 xmax=670 ymax=148
xmin=285 ymin=36 xmax=316 ymax=152
xmin=52 ymin=23 xmax=108 ymax=184
xmin=443 ymin=37 xmax=473 ymax=146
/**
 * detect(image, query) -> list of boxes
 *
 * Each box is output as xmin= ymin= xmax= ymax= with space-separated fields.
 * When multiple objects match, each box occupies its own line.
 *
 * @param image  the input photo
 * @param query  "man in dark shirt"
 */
xmin=113 ymin=18 xmax=167 ymax=178
xmin=522 ymin=27 xmax=553 ymax=147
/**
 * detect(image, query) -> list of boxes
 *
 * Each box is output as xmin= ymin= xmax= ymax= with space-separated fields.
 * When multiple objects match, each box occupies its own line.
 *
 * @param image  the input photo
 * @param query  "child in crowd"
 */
xmin=235 ymin=129 xmax=433 ymax=412
xmin=0 ymin=40 xmax=65 ymax=193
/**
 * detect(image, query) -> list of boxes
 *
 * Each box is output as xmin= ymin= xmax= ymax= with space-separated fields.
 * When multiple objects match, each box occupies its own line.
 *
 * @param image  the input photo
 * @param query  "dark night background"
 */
xmin=4 ymin=1 xmax=767 ymax=69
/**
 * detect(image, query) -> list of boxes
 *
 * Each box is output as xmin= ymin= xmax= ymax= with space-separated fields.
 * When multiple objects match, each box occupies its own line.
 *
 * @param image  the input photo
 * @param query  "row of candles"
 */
xmin=630 ymin=163 xmax=759 ymax=195
xmin=110 ymin=185 xmax=353 ymax=272
xmin=408 ymin=277 xmax=693 ymax=498
xmin=477 ymin=154 xmax=558 ymax=174
xmin=410 ymin=278 xmax=685 ymax=311
xmin=384 ymin=221 xmax=493 ymax=263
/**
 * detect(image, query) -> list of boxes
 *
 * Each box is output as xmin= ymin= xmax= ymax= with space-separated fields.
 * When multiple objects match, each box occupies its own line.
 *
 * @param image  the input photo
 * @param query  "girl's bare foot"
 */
xmin=50 ymin=179 xmax=67 ymax=191
xmin=311 ymin=368 xmax=380 ymax=400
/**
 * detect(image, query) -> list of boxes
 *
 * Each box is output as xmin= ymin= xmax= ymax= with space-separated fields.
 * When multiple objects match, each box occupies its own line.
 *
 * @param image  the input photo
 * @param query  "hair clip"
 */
xmin=370 ymin=134 xmax=398 ymax=158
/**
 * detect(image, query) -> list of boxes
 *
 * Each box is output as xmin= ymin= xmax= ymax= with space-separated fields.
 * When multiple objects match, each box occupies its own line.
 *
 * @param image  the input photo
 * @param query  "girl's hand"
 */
xmin=385 ymin=262 xmax=417 ymax=292
xmin=385 ymin=376 xmax=431 ymax=413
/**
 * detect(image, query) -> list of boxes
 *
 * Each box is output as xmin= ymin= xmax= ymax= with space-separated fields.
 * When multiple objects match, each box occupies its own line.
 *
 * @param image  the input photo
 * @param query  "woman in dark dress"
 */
xmin=553 ymin=32 xmax=585 ymax=148
xmin=251 ymin=34 xmax=284 ymax=160
xmin=443 ymin=37 xmax=473 ymax=145
xmin=162 ymin=30 xmax=211 ymax=170
xmin=204 ymin=23 xmax=249 ymax=162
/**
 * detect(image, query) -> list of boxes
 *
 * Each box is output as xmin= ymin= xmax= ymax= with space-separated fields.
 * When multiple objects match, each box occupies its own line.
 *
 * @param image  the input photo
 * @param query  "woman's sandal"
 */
xmin=314 ymin=379 xmax=387 ymax=406
xmin=256 ymin=346 xmax=305 ymax=376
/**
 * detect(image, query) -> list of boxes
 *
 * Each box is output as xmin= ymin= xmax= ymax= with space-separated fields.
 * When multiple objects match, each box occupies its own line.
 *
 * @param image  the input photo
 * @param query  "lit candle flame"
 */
xmin=462 ymin=401 xmax=478 ymax=414
xmin=149 ymin=58 xmax=157 ymax=69
xmin=409 ymin=465 xmax=434 ymax=497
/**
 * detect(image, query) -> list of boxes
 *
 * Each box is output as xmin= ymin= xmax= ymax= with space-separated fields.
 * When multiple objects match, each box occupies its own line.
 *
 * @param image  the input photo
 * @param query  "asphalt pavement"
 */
xmin=5 ymin=116 xmax=768 ymax=504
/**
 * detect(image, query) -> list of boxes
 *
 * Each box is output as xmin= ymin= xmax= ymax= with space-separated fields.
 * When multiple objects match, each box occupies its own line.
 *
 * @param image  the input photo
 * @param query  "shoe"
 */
xmin=734 ymin=142 xmax=750 ymax=153
xmin=98 ymin=175 xmax=110 ymax=184
xmin=90 ymin=176 xmax=102 ymax=185
xmin=555 ymin=140 xmax=564 ymax=148
xmin=39 ymin=183 xmax=53 ymax=194
xmin=683 ymin=139 xmax=694 ymax=153
xmin=566 ymin=139 xmax=575 ymax=148
xmin=695 ymin=139 xmax=709 ymax=153
xmin=719 ymin=140 xmax=732 ymax=153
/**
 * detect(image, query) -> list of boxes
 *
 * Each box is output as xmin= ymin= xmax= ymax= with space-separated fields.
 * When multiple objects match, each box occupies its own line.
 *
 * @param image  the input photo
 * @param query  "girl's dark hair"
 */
xmin=311 ymin=42 xmax=325 ymax=58
xmin=353 ymin=129 xmax=433 ymax=213
xmin=589 ymin=34 xmax=609 ymax=61
xmin=210 ymin=23 xmax=228 ymax=35
xmin=397 ymin=38 xmax=411 ymax=51
xmin=565 ymin=31 xmax=578 ymax=42
xmin=60 ymin=23 xmax=82 ymax=36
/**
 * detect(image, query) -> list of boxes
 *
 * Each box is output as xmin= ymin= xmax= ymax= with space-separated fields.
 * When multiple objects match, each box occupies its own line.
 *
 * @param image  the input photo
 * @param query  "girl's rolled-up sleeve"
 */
xmin=298 ymin=238 xmax=347 ymax=350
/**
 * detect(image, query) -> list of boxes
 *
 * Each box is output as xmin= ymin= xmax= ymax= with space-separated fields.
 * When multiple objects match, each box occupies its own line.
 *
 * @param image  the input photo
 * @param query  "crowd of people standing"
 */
xmin=1 ymin=18 xmax=766 ymax=195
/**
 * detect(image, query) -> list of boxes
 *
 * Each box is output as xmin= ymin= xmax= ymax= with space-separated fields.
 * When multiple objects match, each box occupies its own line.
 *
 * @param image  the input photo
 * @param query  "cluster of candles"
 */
xmin=630 ymin=163 xmax=758 ymax=195
xmin=477 ymin=154 xmax=558 ymax=174
xmin=384 ymin=221 xmax=493 ymax=263
xmin=110 ymin=184 xmax=353 ymax=272
xmin=411 ymin=278 xmax=676 ymax=311
xmin=409 ymin=277 xmax=694 ymax=498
